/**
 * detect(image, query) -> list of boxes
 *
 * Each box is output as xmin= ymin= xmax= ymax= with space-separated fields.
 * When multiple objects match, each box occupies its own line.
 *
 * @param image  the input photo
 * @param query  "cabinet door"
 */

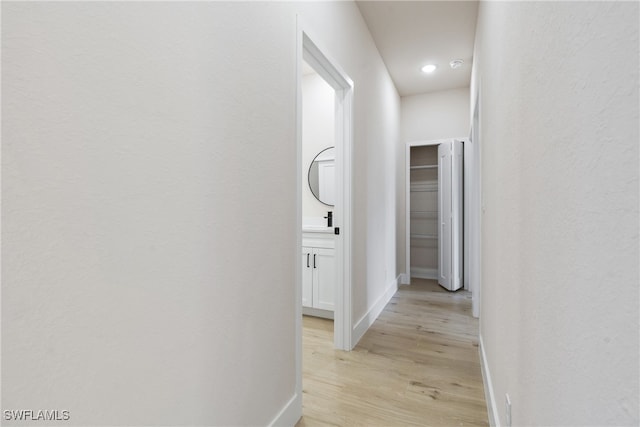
xmin=302 ymin=247 xmax=313 ymax=308
xmin=313 ymin=248 xmax=335 ymax=311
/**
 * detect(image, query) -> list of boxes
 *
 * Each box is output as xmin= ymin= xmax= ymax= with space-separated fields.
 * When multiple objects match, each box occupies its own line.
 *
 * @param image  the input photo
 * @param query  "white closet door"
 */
xmin=451 ymin=140 xmax=464 ymax=291
xmin=438 ymin=142 xmax=452 ymax=290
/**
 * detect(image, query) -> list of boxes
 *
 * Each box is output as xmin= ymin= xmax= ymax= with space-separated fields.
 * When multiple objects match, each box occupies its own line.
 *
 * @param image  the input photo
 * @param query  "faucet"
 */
xmin=324 ymin=211 xmax=333 ymax=227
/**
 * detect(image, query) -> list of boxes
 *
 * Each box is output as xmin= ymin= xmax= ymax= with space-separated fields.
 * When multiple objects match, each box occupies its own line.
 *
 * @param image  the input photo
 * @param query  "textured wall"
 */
xmin=2 ymin=3 xmax=298 ymax=425
xmin=473 ymin=2 xmax=639 ymax=425
xmin=401 ymin=87 xmax=470 ymax=142
xmin=1 ymin=1 xmax=400 ymax=425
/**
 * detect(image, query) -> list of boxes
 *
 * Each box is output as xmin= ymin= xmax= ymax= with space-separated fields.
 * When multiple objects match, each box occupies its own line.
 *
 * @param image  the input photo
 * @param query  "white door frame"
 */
xmin=295 ymin=15 xmax=354 ymax=374
xmin=469 ymin=88 xmax=482 ymax=318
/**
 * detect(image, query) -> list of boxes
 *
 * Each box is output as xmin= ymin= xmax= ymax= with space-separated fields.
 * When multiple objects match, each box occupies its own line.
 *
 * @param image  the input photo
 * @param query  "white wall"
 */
xmin=472 ymin=2 xmax=639 ymax=425
xmin=302 ymin=72 xmax=335 ymax=222
xmin=401 ymin=87 xmax=470 ymax=142
xmin=397 ymin=88 xmax=469 ymax=278
xmin=1 ymin=2 xmax=400 ymax=425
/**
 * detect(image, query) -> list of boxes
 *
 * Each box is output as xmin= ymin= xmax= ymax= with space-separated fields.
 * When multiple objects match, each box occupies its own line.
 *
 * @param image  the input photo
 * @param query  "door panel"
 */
xmin=438 ymin=142 xmax=452 ymax=290
xmin=314 ymin=248 xmax=335 ymax=311
xmin=451 ymin=140 xmax=464 ymax=290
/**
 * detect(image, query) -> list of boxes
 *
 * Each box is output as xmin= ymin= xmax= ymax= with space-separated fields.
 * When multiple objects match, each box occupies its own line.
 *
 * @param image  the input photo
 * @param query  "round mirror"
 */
xmin=308 ymin=147 xmax=335 ymax=206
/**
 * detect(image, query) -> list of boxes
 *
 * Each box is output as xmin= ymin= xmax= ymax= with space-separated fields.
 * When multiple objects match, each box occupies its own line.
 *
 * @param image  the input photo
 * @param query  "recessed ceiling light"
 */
xmin=421 ymin=64 xmax=437 ymax=74
xmin=450 ymin=59 xmax=464 ymax=69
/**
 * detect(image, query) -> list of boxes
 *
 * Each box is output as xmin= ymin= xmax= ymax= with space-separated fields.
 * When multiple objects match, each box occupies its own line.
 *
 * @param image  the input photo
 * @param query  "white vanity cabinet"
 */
xmin=301 ymin=230 xmax=335 ymax=318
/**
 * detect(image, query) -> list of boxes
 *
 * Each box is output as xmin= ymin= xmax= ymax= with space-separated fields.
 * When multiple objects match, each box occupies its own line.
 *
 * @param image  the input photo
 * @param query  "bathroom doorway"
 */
xmin=296 ymin=27 xmax=354 ymax=352
xmin=301 ymin=60 xmax=337 ymax=325
xmin=294 ymin=22 xmax=355 ymax=411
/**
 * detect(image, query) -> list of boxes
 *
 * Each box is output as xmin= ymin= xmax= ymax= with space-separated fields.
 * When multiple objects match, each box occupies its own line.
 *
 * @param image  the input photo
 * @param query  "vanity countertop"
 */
xmin=302 ymin=225 xmax=333 ymax=234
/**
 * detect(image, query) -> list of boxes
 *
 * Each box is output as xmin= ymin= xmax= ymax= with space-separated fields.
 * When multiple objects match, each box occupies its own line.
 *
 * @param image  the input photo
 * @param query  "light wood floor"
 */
xmin=297 ymin=279 xmax=489 ymax=427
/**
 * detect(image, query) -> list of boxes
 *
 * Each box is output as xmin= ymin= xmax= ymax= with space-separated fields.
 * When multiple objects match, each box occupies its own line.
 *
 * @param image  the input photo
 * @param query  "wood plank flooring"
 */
xmin=297 ymin=279 xmax=488 ymax=427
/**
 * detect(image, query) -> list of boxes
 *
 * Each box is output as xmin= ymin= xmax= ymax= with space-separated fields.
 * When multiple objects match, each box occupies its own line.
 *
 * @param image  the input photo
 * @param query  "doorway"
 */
xmin=301 ymin=63 xmax=336 ymax=322
xmin=405 ymin=139 xmax=465 ymax=291
xmin=295 ymin=19 xmax=355 ymax=405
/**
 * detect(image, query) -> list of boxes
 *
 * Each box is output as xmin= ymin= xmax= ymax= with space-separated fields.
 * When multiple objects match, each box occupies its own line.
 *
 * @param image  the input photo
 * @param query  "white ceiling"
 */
xmin=356 ymin=1 xmax=479 ymax=97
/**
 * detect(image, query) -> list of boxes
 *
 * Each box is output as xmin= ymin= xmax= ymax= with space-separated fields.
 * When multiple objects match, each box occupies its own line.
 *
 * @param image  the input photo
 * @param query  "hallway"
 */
xmin=298 ymin=279 xmax=488 ymax=426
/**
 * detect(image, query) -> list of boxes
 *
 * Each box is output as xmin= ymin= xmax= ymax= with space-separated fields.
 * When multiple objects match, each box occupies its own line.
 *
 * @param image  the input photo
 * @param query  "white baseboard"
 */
xmin=479 ymin=334 xmax=500 ymax=427
xmin=352 ymin=276 xmax=398 ymax=347
xmin=267 ymin=391 xmax=301 ymax=427
xmin=410 ymin=267 xmax=438 ymax=280
xmin=400 ymin=273 xmax=411 ymax=285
